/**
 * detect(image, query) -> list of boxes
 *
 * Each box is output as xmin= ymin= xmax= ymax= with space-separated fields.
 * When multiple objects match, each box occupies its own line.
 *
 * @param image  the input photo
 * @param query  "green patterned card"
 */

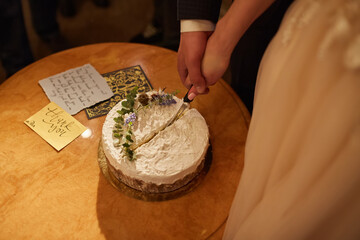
xmin=85 ymin=65 xmax=152 ymax=119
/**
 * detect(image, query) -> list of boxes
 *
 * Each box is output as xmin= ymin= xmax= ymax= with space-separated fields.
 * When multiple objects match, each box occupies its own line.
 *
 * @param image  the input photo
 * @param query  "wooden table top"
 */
xmin=0 ymin=43 xmax=250 ymax=239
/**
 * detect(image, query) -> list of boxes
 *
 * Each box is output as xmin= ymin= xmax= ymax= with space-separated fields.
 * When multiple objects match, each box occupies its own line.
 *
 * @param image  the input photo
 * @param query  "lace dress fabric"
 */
xmin=223 ymin=0 xmax=360 ymax=239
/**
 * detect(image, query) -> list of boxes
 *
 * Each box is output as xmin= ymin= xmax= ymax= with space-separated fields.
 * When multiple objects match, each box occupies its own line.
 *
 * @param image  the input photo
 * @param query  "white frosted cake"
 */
xmin=101 ymin=88 xmax=209 ymax=193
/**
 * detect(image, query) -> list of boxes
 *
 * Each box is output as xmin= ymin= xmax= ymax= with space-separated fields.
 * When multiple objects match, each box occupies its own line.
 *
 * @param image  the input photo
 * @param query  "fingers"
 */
xmin=177 ymin=56 xmax=190 ymax=88
xmin=184 ymin=76 xmax=192 ymax=89
xmin=184 ymin=33 xmax=207 ymax=94
xmin=177 ymin=41 xmax=191 ymax=89
xmin=187 ymin=85 xmax=210 ymax=101
xmin=187 ymin=54 xmax=207 ymax=94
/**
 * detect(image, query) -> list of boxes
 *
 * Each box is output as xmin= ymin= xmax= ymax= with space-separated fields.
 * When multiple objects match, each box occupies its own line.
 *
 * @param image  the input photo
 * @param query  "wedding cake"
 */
xmin=101 ymin=88 xmax=209 ymax=193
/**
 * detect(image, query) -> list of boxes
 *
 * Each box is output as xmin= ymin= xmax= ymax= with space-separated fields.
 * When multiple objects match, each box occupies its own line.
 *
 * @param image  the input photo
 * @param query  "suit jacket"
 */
xmin=177 ymin=0 xmax=222 ymax=23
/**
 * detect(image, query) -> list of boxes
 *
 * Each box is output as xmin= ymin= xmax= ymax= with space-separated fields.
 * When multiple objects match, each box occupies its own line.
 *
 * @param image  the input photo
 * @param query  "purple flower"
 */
xmin=158 ymin=94 xmax=177 ymax=106
xmin=124 ymin=112 xmax=137 ymax=125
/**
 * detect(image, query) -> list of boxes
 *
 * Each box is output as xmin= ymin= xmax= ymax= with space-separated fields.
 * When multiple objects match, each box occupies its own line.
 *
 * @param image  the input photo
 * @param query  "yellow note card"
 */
xmin=24 ymin=102 xmax=87 ymax=151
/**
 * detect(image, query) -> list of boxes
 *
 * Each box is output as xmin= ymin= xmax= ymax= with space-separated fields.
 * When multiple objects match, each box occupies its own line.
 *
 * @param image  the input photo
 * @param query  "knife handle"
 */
xmin=183 ymin=87 xmax=193 ymax=103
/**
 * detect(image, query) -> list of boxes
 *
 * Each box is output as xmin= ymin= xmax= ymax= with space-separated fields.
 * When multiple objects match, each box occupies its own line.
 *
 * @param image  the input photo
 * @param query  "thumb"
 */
xmin=187 ymin=85 xmax=210 ymax=101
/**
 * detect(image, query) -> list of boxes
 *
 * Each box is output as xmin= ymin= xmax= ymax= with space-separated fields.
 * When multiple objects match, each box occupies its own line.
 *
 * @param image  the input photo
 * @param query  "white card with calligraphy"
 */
xmin=38 ymin=64 xmax=114 ymax=115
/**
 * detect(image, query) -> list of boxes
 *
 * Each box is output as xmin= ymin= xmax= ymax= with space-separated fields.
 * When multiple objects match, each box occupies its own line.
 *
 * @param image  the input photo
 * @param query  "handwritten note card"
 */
xmin=38 ymin=64 xmax=114 ymax=115
xmin=24 ymin=102 xmax=87 ymax=151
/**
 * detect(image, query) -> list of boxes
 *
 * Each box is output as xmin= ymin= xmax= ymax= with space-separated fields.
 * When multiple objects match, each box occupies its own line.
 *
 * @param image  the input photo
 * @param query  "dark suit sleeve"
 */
xmin=177 ymin=0 xmax=222 ymax=23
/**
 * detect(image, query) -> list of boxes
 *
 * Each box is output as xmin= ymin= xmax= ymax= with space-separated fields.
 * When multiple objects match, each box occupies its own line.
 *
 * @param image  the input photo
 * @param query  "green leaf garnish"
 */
xmin=122 ymin=143 xmax=130 ymax=148
xmin=126 ymin=135 xmax=133 ymax=142
xmin=114 ymin=133 xmax=122 ymax=139
xmin=122 ymin=101 xmax=130 ymax=108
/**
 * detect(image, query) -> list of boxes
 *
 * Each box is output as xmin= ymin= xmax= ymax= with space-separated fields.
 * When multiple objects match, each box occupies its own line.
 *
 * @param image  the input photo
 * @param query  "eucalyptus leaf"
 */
xmin=126 ymin=135 xmax=133 ymax=142
xmin=122 ymin=101 xmax=129 ymax=108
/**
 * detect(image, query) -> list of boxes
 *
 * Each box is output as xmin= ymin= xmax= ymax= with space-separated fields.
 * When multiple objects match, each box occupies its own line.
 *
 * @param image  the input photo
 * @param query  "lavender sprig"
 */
xmin=124 ymin=112 xmax=137 ymax=125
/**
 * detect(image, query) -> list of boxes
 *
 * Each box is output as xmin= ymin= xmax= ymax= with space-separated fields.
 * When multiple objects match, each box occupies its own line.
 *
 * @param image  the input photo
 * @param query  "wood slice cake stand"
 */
xmin=0 ymin=43 xmax=250 ymax=239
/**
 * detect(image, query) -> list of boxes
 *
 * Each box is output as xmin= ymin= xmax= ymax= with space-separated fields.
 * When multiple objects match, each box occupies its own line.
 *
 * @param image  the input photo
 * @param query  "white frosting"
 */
xmin=131 ymin=93 xmax=184 ymax=148
xmin=102 ymin=92 xmax=209 ymax=185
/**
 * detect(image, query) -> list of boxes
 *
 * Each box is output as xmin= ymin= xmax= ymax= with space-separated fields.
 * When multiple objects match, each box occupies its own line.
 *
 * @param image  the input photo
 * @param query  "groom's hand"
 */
xmin=177 ymin=31 xmax=212 ymax=99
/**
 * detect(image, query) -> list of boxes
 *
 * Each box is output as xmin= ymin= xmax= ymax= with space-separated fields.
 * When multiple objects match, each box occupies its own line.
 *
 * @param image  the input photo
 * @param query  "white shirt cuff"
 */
xmin=180 ymin=20 xmax=215 ymax=32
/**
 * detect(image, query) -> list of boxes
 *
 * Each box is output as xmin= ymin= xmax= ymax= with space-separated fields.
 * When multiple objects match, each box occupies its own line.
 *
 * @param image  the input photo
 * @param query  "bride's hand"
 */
xmin=201 ymin=31 xmax=231 ymax=87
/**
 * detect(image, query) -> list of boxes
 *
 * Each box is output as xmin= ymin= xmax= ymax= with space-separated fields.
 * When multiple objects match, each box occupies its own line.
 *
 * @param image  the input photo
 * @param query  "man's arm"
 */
xmin=177 ymin=0 xmax=222 ymax=23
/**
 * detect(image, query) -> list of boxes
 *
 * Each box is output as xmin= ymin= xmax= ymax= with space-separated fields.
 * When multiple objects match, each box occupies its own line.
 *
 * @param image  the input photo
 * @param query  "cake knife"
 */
xmin=166 ymin=88 xmax=193 ymax=127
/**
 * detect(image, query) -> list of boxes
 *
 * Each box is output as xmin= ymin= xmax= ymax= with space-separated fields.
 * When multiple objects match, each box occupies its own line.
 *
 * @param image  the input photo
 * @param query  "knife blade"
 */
xmin=166 ymin=88 xmax=193 ymax=127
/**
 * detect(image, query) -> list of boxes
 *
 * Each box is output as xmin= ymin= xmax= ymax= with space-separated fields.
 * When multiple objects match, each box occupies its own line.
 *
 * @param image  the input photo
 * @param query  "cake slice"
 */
xmin=131 ymin=90 xmax=185 ymax=149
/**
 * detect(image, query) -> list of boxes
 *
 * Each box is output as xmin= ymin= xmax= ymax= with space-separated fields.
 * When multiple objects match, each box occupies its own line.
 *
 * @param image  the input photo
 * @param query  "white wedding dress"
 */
xmin=223 ymin=0 xmax=360 ymax=239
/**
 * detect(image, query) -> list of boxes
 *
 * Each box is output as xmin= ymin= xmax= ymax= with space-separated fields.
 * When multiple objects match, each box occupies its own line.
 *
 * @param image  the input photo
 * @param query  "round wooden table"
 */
xmin=0 ymin=43 xmax=250 ymax=239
